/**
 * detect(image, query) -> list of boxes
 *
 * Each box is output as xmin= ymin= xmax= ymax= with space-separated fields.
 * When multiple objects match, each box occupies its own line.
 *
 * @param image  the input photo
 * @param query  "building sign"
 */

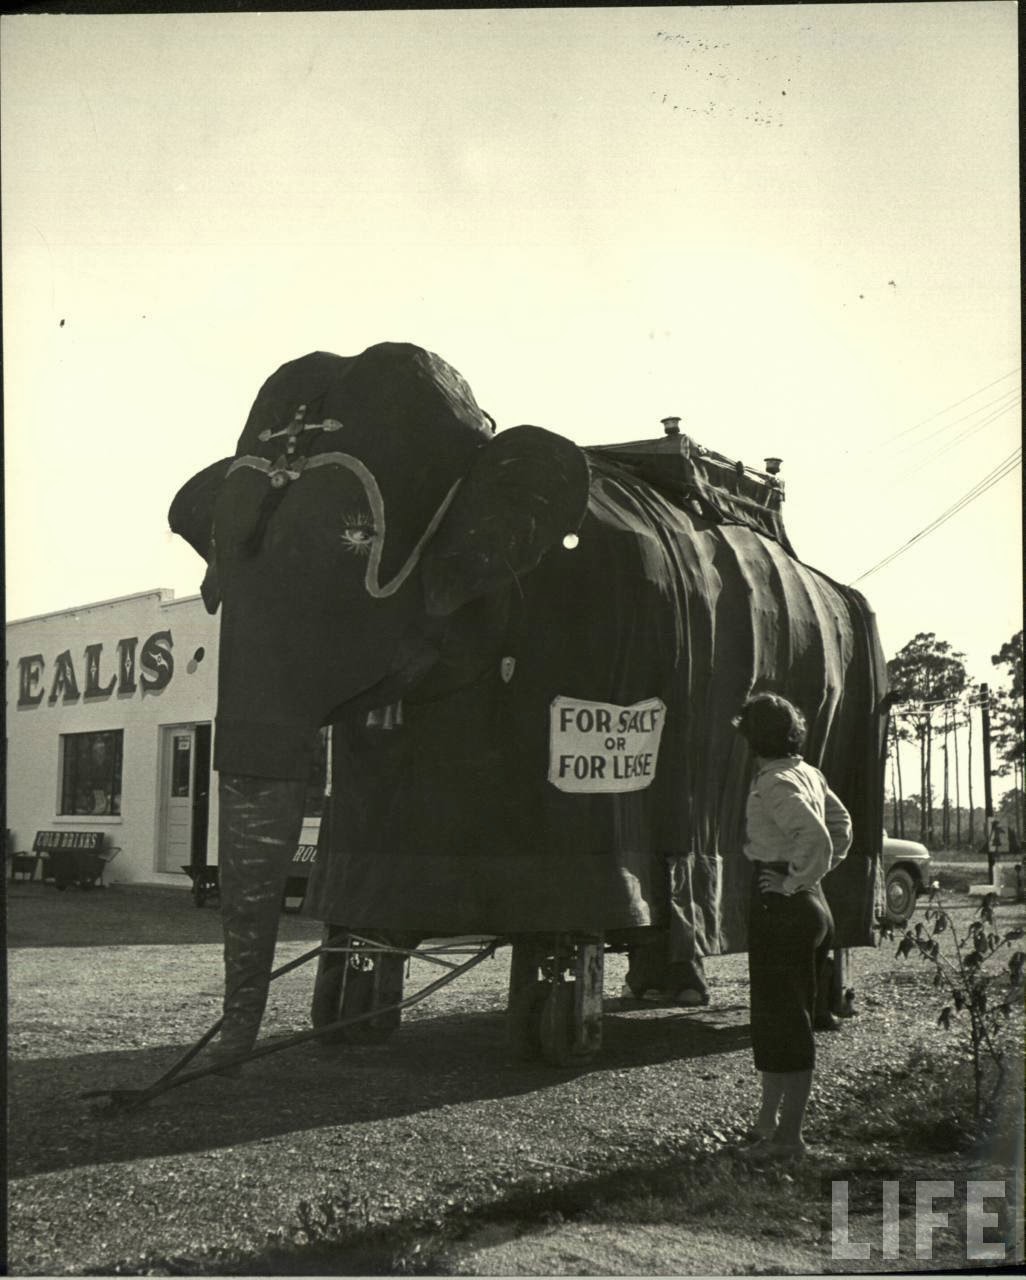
xmin=289 ymin=844 xmax=319 ymax=880
xmin=17 ymin=631 xmax=174 ymax=708
xmin=33 ymin=830 xmax=105 ymax=851
xmin=548 ymin=696 xmax=667 ymax=793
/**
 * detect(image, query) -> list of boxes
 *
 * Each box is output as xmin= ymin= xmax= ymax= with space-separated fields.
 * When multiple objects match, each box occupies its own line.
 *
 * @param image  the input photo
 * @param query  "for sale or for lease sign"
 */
xmin=548 ymin=696 xmax=667 ymax=793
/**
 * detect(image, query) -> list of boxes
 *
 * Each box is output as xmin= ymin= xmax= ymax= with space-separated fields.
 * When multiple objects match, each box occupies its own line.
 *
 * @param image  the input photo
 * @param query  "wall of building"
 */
xmin=6 ymin=589 xmax=221 ymax=886
xmin=7 ymin=587 xmax=326 ymax=890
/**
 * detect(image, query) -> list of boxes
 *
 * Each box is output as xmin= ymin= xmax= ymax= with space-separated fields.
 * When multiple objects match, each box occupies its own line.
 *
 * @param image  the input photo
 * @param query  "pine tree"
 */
xmin=888 ymin=633 xmax=968 ymax=844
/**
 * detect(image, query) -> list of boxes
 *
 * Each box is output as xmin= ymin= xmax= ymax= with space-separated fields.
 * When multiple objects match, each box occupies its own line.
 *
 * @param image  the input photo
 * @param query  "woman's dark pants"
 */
xmin=748 ymin=868 xmax=834 ymax=1072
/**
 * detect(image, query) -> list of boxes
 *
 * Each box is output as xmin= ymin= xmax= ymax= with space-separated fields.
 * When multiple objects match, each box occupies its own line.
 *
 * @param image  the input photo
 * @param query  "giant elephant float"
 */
xmin=170 ymin=342 xmax=889 ymax=1068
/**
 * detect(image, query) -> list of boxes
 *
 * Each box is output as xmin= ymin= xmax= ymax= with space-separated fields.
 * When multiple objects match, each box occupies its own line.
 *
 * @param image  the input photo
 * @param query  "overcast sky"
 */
xmin=3 ymin=4 xmax=1020 ymax=705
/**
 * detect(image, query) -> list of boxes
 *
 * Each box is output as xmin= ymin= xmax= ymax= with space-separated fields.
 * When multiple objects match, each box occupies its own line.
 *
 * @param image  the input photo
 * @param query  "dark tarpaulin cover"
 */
xmin=304 ymin=451 xmax=889 ymax=952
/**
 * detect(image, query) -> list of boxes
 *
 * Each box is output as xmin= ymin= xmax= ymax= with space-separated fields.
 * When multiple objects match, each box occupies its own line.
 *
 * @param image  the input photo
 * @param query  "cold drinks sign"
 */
xmin=548 ymin=696 xmax=666 ymax=793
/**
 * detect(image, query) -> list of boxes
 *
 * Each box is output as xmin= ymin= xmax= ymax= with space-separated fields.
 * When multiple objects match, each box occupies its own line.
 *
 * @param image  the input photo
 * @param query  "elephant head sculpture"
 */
xmin=170 ymin=342 xmax=590 ymax=1061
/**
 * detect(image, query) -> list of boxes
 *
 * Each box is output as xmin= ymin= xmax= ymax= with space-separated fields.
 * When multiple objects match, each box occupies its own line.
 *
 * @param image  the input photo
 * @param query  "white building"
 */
xmin=5 ymin=589 xmax=323 ymax=887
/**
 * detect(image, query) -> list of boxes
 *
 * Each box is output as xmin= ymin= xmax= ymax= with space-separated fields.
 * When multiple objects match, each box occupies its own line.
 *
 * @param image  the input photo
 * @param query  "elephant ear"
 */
xmin=422 ymin=425 xmax=590 ymax=617
xmin=168 ymin=458 xmax=233 ymax=613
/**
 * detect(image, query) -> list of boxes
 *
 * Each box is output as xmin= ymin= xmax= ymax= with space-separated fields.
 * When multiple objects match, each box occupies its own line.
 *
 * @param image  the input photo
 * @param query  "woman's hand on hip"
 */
xmin=758 ymin=869 xmax=790 ymax=895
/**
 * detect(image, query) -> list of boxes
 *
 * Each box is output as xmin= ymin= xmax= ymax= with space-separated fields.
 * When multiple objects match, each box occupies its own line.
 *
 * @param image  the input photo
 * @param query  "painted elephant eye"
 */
xmin=339 ymin=513 xmax=377 ymax=555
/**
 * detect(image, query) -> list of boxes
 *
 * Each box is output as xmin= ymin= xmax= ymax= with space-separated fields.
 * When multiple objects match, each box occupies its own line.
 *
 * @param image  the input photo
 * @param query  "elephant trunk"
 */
xmin=215 ymin=772 xmax=307 ymax=1062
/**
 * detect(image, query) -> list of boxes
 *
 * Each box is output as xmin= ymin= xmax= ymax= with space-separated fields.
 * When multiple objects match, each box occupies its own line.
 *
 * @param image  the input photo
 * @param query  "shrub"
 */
xmin=884 ymin=890 xmax=1024 ymax=1118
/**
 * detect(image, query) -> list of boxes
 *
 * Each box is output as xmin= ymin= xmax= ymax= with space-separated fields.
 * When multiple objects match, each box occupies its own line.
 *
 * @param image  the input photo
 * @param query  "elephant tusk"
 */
xmin=225 ymin=451 xmax=462 ymax=598
xmin=365 ymin=475 xmax=461 ymax=599
xmin=227 ymin=455 xmax=274 ymax=477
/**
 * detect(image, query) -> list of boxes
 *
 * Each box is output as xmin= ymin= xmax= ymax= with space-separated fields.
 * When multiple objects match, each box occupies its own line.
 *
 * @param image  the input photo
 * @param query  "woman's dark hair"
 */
xmin=733 ymin=693 xmax=806 ymax=759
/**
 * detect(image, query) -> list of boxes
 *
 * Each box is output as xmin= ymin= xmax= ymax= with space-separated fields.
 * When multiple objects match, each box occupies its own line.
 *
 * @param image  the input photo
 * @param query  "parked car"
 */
xmin=882 ymin=833 xmax=933 ymax=923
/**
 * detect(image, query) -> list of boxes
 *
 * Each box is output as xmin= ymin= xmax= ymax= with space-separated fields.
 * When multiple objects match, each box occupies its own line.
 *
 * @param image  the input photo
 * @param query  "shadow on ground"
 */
xmin=9 ymin=1004 xmax=751 ymax=1179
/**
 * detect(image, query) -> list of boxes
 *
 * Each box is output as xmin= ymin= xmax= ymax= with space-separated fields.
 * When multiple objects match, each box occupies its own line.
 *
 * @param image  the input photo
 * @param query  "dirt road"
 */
xmin=6 ymin=879 xmax=1023 ymax=1275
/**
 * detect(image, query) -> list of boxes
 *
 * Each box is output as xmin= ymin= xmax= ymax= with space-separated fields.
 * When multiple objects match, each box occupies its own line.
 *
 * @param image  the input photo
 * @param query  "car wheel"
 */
xmin=886 ymin=867 xmax=917 ymax=923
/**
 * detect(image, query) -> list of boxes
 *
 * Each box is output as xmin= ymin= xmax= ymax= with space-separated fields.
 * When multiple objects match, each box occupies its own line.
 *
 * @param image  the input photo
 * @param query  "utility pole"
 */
xmin=981 ymin=683 xmax=995 ymax=881
xmin=925 ymin=710 xmax=934 ymax=847
xmin=953 ymin=705 xmax=962 ymax=850
xmin=942 ymin=702 xmax=951 ymax=847
xmin=967 ymin=699 xmax=975 ymax=851
xmin=889 ymin=718 xmax=900 ymax=836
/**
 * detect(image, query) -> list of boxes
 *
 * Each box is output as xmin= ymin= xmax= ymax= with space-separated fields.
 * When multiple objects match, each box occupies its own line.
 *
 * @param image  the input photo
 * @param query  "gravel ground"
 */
xmin=6 ymin=873 xmax=1024 ymax=1275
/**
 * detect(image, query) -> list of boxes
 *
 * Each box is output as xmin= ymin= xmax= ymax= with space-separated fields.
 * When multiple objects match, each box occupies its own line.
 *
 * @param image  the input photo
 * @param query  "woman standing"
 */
xmin=733 ymin=693 xmax=853 ymax=1160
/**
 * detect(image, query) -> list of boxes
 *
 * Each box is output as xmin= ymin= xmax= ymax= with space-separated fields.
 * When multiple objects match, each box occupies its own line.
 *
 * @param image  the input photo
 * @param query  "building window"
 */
xmin=305 ymin=727 xmax=330 ymax=818
xmin=60 ymin=730 xmax=124 ymax=816
xmin=171 ymin=734 xmax=192 ymax=797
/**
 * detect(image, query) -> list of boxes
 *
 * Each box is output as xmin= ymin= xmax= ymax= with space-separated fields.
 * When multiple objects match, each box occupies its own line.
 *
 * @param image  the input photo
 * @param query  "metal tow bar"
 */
xmin=82 ymin=934 xmax=504 ymax=1114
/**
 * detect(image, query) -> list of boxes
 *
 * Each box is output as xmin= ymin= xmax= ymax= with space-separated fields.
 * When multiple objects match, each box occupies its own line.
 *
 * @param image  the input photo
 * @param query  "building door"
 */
xmin=157 ymin=723 xmax=212 ymax=874
xmin=190 ymin=724 xmax=212 ymax=867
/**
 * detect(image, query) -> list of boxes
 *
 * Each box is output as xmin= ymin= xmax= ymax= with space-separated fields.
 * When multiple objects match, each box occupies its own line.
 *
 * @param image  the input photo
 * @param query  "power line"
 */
xmin=851 ymin=447 xmax=1021 ymax=584
xmin=887 ymin=386 xmax=1021 ymax=460
xmin=893 ymin=697 xmax=983 ymax=712
xmin=854 ymin=449 xmax=1020 ymax=582
xmin=889 ymin=393 xmax=1021 ymax=483
xmin=872 ymin=367 xmax=1021 ymax=452
xmin=858 ymin=450 xmax=1020 ymax=580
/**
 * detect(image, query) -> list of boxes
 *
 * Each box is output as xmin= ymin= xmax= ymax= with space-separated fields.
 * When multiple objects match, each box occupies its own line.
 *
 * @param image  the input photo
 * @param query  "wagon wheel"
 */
xmin=536 ymin=937 xmax=605 ymax=1067
xmin=507 ymin=980 xmax=549 ymax=1060
xmin=311 ymin=942 xmax=404 ymax=1046
xmin=538 ymin=981 xmax=577 ymax=1067
xmin=311 ymin=962 xmax=375 ymax=1045
xmin=507 ymin=939 xmax=547 ymax=1060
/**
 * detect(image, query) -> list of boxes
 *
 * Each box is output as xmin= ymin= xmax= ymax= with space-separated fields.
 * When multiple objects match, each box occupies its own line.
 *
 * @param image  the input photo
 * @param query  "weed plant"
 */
xmin=884 ymin=889 xmax=1025 ymax=1119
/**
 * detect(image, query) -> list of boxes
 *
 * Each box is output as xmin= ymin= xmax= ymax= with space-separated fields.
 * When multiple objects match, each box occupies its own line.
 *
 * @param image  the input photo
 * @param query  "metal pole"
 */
xmin=953 ymin=705 xmax=962 ymax=850
xmin=981 ymin=683 xmax=995 ymax=881
xmin=942 ymin=702 xmax=951 ymax=847
xmin=967 ymin=698 xmax=975 ymax=851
